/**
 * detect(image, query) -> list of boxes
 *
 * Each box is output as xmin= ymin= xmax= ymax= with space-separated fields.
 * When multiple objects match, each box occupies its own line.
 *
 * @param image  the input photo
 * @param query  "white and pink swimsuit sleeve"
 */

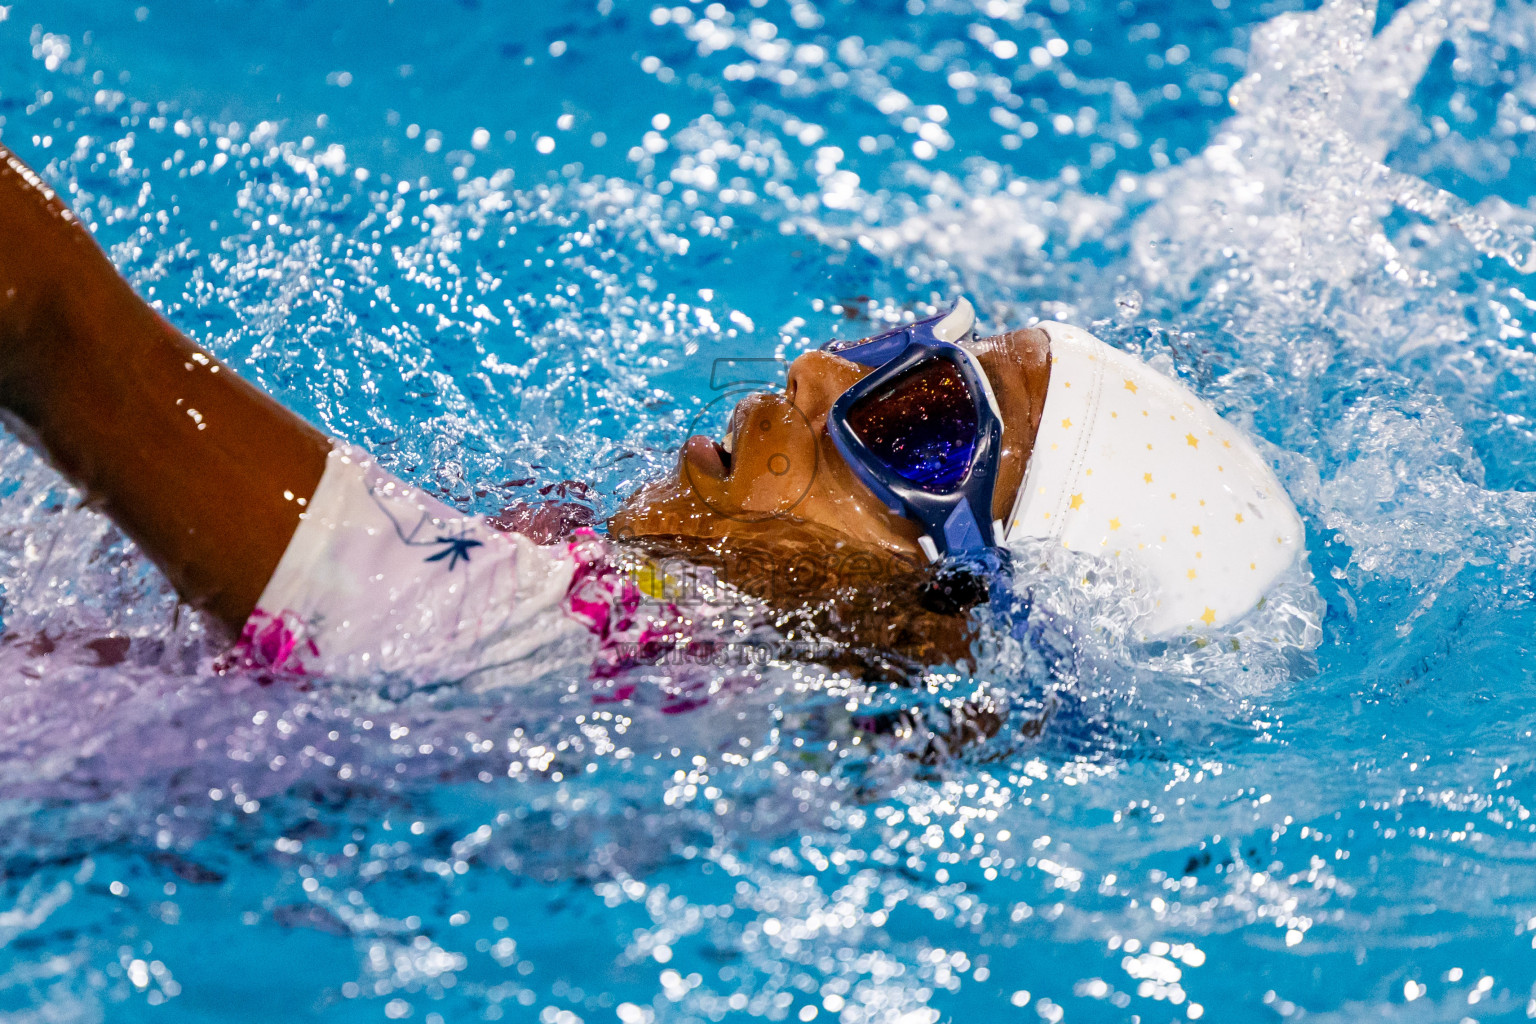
xmin=220 ymin=444 xmax=627 ymax=684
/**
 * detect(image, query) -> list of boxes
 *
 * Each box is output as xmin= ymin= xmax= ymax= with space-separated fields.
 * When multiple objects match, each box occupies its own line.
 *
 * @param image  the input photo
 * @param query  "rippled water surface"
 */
xmin=4 ymin=0 xmax=1536 ymax=1020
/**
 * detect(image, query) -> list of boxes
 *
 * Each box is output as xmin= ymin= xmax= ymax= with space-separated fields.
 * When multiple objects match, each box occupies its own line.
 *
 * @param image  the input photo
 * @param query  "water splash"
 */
xmin=4 ymin=0 xmax=1536 ymax=1021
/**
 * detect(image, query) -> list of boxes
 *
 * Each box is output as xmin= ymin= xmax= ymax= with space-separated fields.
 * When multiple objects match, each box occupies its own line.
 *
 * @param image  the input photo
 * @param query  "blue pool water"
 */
xmin=3 ymin=0 xmax=1536 ymax=1020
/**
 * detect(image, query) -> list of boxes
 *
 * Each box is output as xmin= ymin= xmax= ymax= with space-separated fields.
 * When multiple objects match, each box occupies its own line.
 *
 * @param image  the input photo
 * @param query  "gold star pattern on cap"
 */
xmin=1005 ymin=321 xmax=1307 ymax=639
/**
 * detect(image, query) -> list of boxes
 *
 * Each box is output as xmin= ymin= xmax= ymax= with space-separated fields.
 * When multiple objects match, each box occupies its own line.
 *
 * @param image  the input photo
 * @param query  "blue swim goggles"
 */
xmin=822 ymin=297 xmax=1006 ymax=563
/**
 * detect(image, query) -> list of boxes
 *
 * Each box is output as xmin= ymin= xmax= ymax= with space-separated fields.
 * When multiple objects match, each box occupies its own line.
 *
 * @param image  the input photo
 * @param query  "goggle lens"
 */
xmin=845 ymin=360 xmax=978 ymax=494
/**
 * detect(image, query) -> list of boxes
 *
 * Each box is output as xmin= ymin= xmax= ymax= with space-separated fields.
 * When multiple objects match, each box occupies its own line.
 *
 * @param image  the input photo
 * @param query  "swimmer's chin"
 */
xmin=608 ymin=472 xmax=819 ymax=549
xmin=607 ymin=469 xmax=718 ymax=542
xmin=609 ymin=440 xmax=753 ymax=541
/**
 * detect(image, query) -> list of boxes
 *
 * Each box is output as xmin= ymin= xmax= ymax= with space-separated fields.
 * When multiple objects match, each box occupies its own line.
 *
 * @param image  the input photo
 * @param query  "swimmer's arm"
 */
xmin=0 ymin=143 xmax=331 ymax=634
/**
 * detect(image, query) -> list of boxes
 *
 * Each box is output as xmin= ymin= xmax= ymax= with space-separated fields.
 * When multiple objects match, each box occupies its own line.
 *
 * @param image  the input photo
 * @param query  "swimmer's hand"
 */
xmin=0 ymin=143 xmax=331 ymax=633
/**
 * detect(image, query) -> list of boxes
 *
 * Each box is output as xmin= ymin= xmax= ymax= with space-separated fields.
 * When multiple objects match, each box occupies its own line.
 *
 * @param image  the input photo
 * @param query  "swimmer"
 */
xmin=0 ymin=142 xmax=1310 ymax=684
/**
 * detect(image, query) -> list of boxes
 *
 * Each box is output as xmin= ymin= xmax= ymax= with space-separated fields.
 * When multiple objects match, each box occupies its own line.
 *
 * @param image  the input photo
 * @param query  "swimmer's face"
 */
xmin=609 ymin=328 xmax=1052 ymax=559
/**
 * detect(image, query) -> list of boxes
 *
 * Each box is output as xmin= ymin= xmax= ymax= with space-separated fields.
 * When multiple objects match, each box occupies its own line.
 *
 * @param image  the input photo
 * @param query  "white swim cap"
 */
xmin=1004 ymin=322 xmax=1307 ymax=637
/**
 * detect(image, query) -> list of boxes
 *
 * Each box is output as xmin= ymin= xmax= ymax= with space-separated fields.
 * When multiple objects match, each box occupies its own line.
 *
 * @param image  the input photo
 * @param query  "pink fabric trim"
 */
xmin=215 ymin=609 xmax=320 ymax=683
xmin=563 ymin=529 xmax=718 ymax=711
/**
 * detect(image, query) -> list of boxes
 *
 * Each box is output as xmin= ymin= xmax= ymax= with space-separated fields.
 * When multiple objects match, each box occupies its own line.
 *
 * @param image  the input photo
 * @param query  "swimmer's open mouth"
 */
xmin=719 ymin=402 xmax=741 ymax=475
xmin=683 ymin=403 xmax=744 ymax=480
xmin=682 ymin=433 xmax=735 ymax=479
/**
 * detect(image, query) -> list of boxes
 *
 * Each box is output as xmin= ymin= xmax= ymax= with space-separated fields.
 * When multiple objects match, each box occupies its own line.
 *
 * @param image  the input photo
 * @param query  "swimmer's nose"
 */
xmin=784 ymin=350 xmax=870 ymax=420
